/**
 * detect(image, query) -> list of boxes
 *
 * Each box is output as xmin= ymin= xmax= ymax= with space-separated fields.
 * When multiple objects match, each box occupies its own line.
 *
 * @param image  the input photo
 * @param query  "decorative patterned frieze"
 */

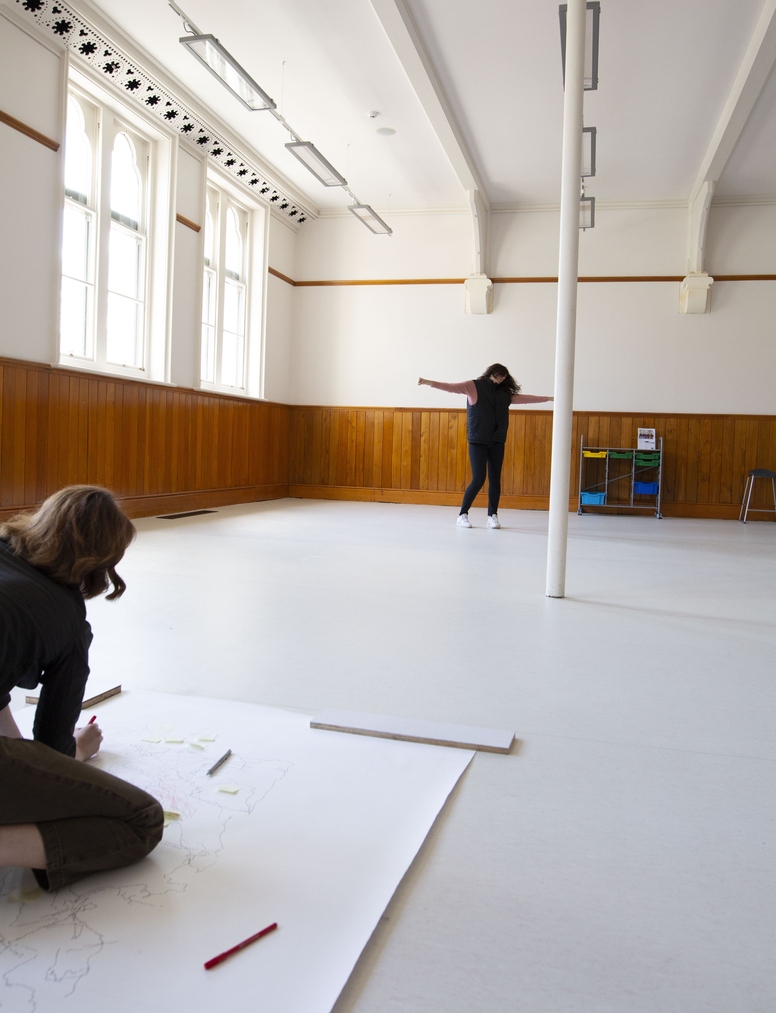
xmin=13 ymin=0 xmax=312 ymax=223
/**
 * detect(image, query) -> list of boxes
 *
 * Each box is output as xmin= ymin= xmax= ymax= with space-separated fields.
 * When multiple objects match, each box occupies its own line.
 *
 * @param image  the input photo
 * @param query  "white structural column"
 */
xmin=546 ymin=0 xmax=586 ymax=599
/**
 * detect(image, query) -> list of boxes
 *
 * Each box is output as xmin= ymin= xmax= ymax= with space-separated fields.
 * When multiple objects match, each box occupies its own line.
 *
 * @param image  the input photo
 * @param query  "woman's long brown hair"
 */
xmin=0 ymin=486 xmax=135 ymax=599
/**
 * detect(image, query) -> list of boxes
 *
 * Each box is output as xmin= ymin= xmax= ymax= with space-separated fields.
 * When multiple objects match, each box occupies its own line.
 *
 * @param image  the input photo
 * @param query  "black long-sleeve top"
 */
xmin=0 ymin=539 xmax=92 ymax=757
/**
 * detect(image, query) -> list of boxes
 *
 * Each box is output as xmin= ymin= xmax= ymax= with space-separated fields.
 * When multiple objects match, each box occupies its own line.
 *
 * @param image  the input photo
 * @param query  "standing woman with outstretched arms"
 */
xmin=0 ymin=486 xmax=164 ymax=890
xmin=418 ymin=364 xmax=553 ymax=527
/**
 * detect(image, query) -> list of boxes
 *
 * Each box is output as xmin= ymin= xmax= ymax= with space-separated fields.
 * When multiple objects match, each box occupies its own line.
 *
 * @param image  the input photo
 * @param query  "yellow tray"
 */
xmin=582 ymin=451 xmax=607 ymax=458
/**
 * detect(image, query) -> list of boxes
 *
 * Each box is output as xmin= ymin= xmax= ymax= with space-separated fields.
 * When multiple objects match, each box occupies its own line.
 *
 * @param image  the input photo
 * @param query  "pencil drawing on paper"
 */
xmin=0 ymin=720 xmax=292 ymax=1013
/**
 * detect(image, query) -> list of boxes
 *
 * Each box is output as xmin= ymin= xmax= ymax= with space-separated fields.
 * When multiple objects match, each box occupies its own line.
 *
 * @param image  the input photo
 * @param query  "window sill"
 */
xmin=52 ymin=361 xmax=178 ymax=387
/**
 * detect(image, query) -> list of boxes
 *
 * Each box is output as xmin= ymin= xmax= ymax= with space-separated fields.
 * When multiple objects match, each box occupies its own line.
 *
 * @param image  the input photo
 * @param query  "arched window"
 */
xmin=64 ymin=95 xmax=91 ymax=203
xmin=201 ymin=187 xmax=249 ymax=390
xmin=225 ymin=206 xmax=243 ymax=280
xmin=60 ymin=84 xmax=159 ymax=376
xmin=60 ymin=95 xmax=96 ymax=358
xmin=107 ymin=130 xmax=146 ymax=368
xmin=201 ymin=189 xmax=217 ymax=383
xmin=110 ymin=132 xmax=141 ymax=228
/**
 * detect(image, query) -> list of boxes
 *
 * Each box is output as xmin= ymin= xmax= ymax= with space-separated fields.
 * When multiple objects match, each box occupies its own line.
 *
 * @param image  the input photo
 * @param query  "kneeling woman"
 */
xmin=419 ymin=364 xmax=553 ymax=527
xmin=0 ymin=486 xmax=163 ymax=890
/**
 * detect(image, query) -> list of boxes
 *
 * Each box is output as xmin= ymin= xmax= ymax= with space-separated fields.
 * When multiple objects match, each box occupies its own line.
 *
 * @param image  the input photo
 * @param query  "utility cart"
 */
xmin=577 ymin=436 xmax=663 ymax=518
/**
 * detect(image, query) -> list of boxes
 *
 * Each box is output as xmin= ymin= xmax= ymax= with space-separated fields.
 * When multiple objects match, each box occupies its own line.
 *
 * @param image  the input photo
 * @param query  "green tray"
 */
xmin=608 ymin=451 xmax=633 ymax=459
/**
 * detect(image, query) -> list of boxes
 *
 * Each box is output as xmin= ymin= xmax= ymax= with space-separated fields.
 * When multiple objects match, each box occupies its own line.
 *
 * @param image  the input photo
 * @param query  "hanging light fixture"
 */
xmin=581 ymin=126 xmax=597 ymax=177
xmin=285 ymin=142 xmax=347 ymax=188
xmin=179 ymin=35 xmax=276 ymax=112
xmin=559 ymin=2 xmax=601 ymax=90
xmin=172 ymin=1 xmax=389 ymax=234
xmin=579 ymin=186 xmax=595 ymax=230
xmin=348 ymin=204 xmax=393 ymax=235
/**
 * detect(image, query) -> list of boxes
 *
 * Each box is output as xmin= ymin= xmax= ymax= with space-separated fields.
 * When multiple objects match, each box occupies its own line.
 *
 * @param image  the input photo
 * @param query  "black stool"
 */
xmin=739 ymin=468 xmax=776 ymax=523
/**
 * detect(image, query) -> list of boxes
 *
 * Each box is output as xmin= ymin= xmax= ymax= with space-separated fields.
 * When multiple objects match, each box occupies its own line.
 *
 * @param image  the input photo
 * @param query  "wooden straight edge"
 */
xmin=27 ymin=684 xmax=121 ymax=708
xmin=310 ymin=709 xmax=514 ymax=753
xmin=268 ymin=266 xmax=295 ymax=286
xmin=175 ymin=213 xmax=201 ymax=233
xmin=0 ymin=109 xmax=59 ymax=151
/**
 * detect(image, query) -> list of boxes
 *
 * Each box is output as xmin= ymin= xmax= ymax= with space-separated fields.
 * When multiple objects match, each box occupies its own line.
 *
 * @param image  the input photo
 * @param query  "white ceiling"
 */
xmin=78 ymin=0 xmax=776 ymax=213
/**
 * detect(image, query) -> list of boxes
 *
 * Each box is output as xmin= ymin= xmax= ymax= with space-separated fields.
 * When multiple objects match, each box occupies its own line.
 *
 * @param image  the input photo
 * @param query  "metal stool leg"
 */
xmin=740 ymin=475 xmax=754 ymax=523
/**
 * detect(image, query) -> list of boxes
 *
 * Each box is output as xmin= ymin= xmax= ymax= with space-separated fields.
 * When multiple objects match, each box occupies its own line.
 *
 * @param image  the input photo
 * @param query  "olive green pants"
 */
xmin=0 ymin=735 xmax=163 ymax=891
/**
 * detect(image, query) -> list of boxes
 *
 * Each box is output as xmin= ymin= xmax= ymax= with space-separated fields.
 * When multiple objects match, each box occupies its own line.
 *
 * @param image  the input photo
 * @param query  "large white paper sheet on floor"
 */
xmin=2 ymin=691 xmax=473 ymax=1013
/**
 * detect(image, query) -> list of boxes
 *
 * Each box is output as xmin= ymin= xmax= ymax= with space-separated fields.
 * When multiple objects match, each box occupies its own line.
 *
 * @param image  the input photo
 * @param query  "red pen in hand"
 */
xmin=87 ymin=715 xmax=97 ymax=724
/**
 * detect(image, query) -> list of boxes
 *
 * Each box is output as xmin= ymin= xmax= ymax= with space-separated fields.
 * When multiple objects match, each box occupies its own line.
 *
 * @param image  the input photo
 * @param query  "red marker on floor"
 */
xmin=204 ymin=922 xmax=278 ymax=970
xmin=87 ymin=715 xmax=97 ymax=724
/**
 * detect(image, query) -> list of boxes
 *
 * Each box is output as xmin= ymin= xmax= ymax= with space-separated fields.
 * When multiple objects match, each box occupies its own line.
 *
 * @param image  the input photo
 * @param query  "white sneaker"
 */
xmin=456 ymin=513 xmax=472 ymax=528
xmin=486 ymin=514 xmax=501 ymax=529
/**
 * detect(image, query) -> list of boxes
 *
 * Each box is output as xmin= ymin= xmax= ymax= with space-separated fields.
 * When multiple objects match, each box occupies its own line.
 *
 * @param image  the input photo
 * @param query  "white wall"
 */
xmin=169 ymin=147 xmax=203 ymax=390
xmin=0 ymin=14 xmax=63 ymax=364
xmin=289 ymin=205 xmax=776 ymax=414
xmin=262 ymin=214 xmax=297 ymax=403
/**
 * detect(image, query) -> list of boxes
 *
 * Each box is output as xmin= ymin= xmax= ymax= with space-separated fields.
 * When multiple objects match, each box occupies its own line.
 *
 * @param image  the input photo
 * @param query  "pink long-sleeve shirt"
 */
xmin=424 ymin=380 xmax=551 ymax=406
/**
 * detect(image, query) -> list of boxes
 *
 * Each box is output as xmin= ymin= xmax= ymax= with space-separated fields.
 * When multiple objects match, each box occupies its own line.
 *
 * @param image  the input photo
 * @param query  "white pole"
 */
xmin=546 ymin=0 xmax=586 ymax=598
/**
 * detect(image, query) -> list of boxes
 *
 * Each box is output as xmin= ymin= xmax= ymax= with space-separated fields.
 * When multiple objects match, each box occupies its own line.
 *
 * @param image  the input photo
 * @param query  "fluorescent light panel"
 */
xmin=180 ymin=35 xmax=276 ymax=112
xmin=579 ymin=196 xmax=595 ymax=230
xmin=581 ymin=126 xmax=597 ymax=177
xmin=285 ymin=142 xmax=347 ymax=187
xmin=559 ymin=2 xmax=600 ymax=91
xmin=349 ymin=204 xmax=392 ymax=235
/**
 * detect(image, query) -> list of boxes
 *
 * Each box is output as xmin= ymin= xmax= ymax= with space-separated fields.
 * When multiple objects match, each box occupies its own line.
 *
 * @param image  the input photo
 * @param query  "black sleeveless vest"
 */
xmin=466 ymin=378 xmax=512 ymax=444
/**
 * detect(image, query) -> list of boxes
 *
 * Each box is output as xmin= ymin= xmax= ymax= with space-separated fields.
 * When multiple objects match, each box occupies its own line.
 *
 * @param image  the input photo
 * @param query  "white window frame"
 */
xmin=199 ymin=172 xmax=267 ymax=397
xmin=59 ymin=65 xmax=173 ymax=381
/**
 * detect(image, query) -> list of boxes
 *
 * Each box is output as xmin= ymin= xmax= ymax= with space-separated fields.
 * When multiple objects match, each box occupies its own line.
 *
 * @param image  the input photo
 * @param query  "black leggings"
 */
xmin=460 ymin=442 xmax=505 ymax=516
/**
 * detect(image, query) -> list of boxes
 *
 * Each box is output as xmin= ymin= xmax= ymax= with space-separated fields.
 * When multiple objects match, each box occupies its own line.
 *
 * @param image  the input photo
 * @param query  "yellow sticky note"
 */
xmin=164 ymin=737 xmax=184 ymax=744
xmin=188 ymin=741 xmax=205 ymax=750
xmin=217 ymin=785 xmax=240 ymax=795
xmin=197 ymin=733 xmax=216 ymax=742
xmin=163 ymin=809 xmax=181 ymax=820
xmin=141 ymin=736 xmax=162 ymax=743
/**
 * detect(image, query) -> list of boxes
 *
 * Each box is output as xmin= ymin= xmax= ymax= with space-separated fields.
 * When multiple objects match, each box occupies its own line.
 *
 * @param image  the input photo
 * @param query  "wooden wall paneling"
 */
xmin=707 ymin=417 xmax=723 ymax=504
xmin=753 ymin=419 xmax=773 ymax=507
xmin=401 ymin=411 xmax=414 ymax=489
xmin=310 ymin=409 xmax=323 ymax=485
xmin=661 ymin=416 xmax=677 ymax=501
xmin=377 ymin=410 xmax=388 ymax=488
xmin=363 ymin=410 xmax=375 ymax=488
xmin=22 ymin=368 xmax=38 ymax=506
xmin=451 ymin=412 xmax=464 ymax=491
xmin=718 ymin=417 xmax=736 ymax=504
xmin=408 ymin=411 xmax=420 ymax=489
xmin=354 ymin=410 xmax=365 ymax=487
xmin=419 ymin=411 xmax=430 ymax=490
xmin=696 ymin=416 xmax=712 ymax=504
xmin=346 ymin=410 xmax=357 ymax=487
xmin=427 ymin=410 xmax=439 ymax=491
xmin=33 ymin=368 xmax=50 ymax=504
xmin=684 ymin=416 xmax=701 ymax=504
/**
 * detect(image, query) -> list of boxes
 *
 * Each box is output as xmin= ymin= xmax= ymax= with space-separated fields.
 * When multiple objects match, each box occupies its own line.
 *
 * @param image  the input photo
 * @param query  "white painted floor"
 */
xmin=80 ymin=501 xmax=776 ymax=1011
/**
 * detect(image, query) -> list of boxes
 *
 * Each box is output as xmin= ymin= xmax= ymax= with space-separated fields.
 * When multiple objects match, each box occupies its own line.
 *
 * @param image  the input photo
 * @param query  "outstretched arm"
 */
xmin=418 ymin=378 xmax=478 ymax=402
xmin=511 ymin=394 xmax=554 ymax=404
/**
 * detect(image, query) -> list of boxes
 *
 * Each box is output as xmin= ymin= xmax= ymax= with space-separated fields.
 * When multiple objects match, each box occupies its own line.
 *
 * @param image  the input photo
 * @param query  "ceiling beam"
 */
xmin=690 ymin=0 xmax=776 ymax=201
xmin=682 ymin=0 xmax=776 ymax=308
xmin=368 ymin=0 xmax=489 ymax=207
